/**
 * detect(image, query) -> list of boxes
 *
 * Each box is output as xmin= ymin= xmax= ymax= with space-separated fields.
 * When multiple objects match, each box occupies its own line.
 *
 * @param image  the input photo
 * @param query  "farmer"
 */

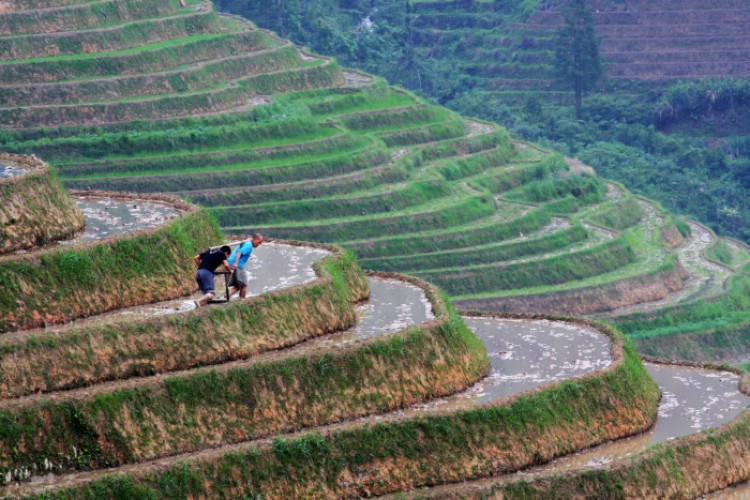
xmin=193 ymin=245 xmax=233 ymax=307
xmin=227 ymin=233 xmax=264 ymax=300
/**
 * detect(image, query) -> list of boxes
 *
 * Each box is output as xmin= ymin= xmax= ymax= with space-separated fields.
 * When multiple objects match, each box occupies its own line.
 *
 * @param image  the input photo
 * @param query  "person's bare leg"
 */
xmin=227 ymin=287 xmax=239 ymax=299
xmin=239 ymin=286 xmax=248 ymax=299
xmin=195 ymin=292 xmax=215 ymax=307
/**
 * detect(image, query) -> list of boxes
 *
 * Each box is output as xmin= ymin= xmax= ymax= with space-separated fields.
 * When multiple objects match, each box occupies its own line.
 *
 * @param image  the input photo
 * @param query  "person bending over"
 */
xmin=194 ymin=245 xmax=232 ymax=307
xmin=228 ymin=233 xmax=264 ymax=300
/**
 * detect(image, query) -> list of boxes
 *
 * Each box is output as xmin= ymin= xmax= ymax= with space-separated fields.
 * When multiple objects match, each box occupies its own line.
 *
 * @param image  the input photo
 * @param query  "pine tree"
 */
xmin=553 ymin=0 xmax=603 ymax=120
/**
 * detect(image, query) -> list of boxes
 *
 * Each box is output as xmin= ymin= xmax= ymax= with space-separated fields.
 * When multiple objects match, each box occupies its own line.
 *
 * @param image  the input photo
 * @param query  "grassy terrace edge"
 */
xmin=0 ymin=242 xmax=369 ymax=398
xmin=0 ymin=273 xmax=489 ymax=487
xmin=0 ymin=153 xmax=84 ymax=254
xmin=465 ymin=358 xmax=750 ymax=499
xmin=18 ymin=314 xmax=660 ymax=498
xmin=0 ymin=60 xmax=344 ymax=129
xmin=453 ymin=196 xmax=689 ymax=315
xmin=0 ymin=191 xmax=220 ymax=332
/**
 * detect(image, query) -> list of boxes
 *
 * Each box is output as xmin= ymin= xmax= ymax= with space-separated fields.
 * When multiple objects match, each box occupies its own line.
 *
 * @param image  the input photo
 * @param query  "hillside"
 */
xmin=3 ymin=0 xmax=750 ymax=496
xmin=220 ymin=0 xmax=750 ymax=245
xmin=532 ymin=0 xmax=750 ymax=81
xmin=0 ymin=150 xmax=748 ymax=500
xmin=0 ymin=0 xmax=749 ymax=367
xmin=407 ymin=0 xmax=750 ymax=94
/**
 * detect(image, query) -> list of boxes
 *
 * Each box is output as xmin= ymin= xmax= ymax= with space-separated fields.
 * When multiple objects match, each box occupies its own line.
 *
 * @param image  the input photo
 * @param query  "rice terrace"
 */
xmin=2 ymin=0 xmax=750 ymax=498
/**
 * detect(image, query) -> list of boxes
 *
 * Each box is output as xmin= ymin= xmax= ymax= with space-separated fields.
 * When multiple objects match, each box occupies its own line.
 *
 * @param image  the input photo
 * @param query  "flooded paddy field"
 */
xmin=3 ymin=243 xmax=330 ymax=340
xmin=391 ymin=361 xmax=750 ymax=498
xmin=410 ymin=317 xmax=613 ymax=413
xmin=526 ymin=364 xmax=749 ymax=475
xmin=66 ymin=196 xmax=181 ymax=244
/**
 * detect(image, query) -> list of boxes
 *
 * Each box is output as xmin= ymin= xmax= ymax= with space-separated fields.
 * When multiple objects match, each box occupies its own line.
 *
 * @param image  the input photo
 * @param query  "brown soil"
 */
xmin=0 ymin=153 xmax=85 ymax=254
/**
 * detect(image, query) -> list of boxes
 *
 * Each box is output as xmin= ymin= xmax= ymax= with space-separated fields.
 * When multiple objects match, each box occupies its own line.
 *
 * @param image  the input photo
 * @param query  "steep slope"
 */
xmin=3 ymin=0 xmax=750 ymax=363
xmin=2 ymin=2 xmax=750 ymax=497
xmin=0 ymin=171 xmax=745 ymax=500
xmin=0 ymin=0 xmax=699 ymax=326
xmin=210 ymin=0 xmax=750 ymax=367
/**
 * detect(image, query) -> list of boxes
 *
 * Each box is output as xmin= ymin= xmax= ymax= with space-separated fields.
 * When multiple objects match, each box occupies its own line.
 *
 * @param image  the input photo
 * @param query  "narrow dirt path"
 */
xmin=604 ymin=219 xmax=731 ymax=318
xmin=464 ymin=118 xmax=495 ymax=138
xmin=342 ymin=70 xmax=375 ymax=88
xmin=707 ymin=481 xmax=750 ymax=498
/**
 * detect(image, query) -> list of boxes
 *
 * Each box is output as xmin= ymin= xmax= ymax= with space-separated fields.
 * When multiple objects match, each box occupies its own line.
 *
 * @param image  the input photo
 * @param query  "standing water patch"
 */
xmin=411 ymin=317 xmax=613 ymax=413
xmin=63 ymin=196 xmax=181 ymax=245
xmin=0 ymin=164 xmax=25 ymax=179
xmin=299 ymin=277 xmax=435 ymax=351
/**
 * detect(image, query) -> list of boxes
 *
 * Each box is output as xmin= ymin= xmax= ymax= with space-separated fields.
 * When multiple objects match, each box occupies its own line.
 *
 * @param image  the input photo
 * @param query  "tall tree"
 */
xmin=553 ymin=0 xmax=603 ymax=120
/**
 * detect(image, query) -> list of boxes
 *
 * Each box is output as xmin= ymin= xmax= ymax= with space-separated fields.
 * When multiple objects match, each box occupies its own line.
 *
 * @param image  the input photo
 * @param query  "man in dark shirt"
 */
xmin=193 ymin=245 xmax=232 ymax=307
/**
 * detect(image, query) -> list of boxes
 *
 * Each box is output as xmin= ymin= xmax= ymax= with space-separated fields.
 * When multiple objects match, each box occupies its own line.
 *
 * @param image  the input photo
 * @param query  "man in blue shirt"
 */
xmin=227 ymin=233 xmax=264 ymax=300
xmin=193 ymin=245 xmax=232 ymax=307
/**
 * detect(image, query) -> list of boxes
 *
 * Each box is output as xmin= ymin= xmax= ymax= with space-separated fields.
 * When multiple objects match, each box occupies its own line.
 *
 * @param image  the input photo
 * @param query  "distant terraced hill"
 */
xmin=531 ymin=0 xmax=750 ymax=81
xmin=406 ymin=0 xmax=750 ymax=102
xmin=2 ymin=0 xmax=750 ymax=367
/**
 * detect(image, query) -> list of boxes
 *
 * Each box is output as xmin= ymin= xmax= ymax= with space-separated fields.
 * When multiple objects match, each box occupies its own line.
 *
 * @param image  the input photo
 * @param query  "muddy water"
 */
xmin=400 ymin=317 xmax=612 ymax=414
xmin=0 ymin=164 xmax=25 ymax=179
xmin=302 ymin=277 xmax=434 ymax=351
xmin=4 ymin=243 xmax=329 ymax=339
xmin=215 ymin=242 xmax=330 ymax=298
xmin=7 ymin=196 xmax=182 ymax=257
xmin=63 ymin=197 xmax=180 ymax=245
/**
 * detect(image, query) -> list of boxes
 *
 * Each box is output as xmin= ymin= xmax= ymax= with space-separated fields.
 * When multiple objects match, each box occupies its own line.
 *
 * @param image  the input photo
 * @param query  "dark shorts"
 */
xmin=228 ymin=268 xmax=249 ymax=288
xmin=195 ymin=268 xmax=216 ymax=293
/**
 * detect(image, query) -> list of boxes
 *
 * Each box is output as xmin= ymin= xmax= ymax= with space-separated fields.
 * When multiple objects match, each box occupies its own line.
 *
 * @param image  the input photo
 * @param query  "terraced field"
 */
xmin=4 ymin=0 xmax=750 ymax=366
xmin=5 ymin=0 xmax=750 ymax=496
xmin=528 ymin=0 xmax=750 ymax=81
xmin=0 ymin=0 xmax=692 ymax=327
xmin=402 ymin=0 xmax=750 ymax=107
xmin=2 ymin=163 xmax=750 ymax=498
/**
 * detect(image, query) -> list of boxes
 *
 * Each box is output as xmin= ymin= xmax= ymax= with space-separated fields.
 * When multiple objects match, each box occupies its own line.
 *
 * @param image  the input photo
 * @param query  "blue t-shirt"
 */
xmin=228 ymin=240 xmax=254 ymax=269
